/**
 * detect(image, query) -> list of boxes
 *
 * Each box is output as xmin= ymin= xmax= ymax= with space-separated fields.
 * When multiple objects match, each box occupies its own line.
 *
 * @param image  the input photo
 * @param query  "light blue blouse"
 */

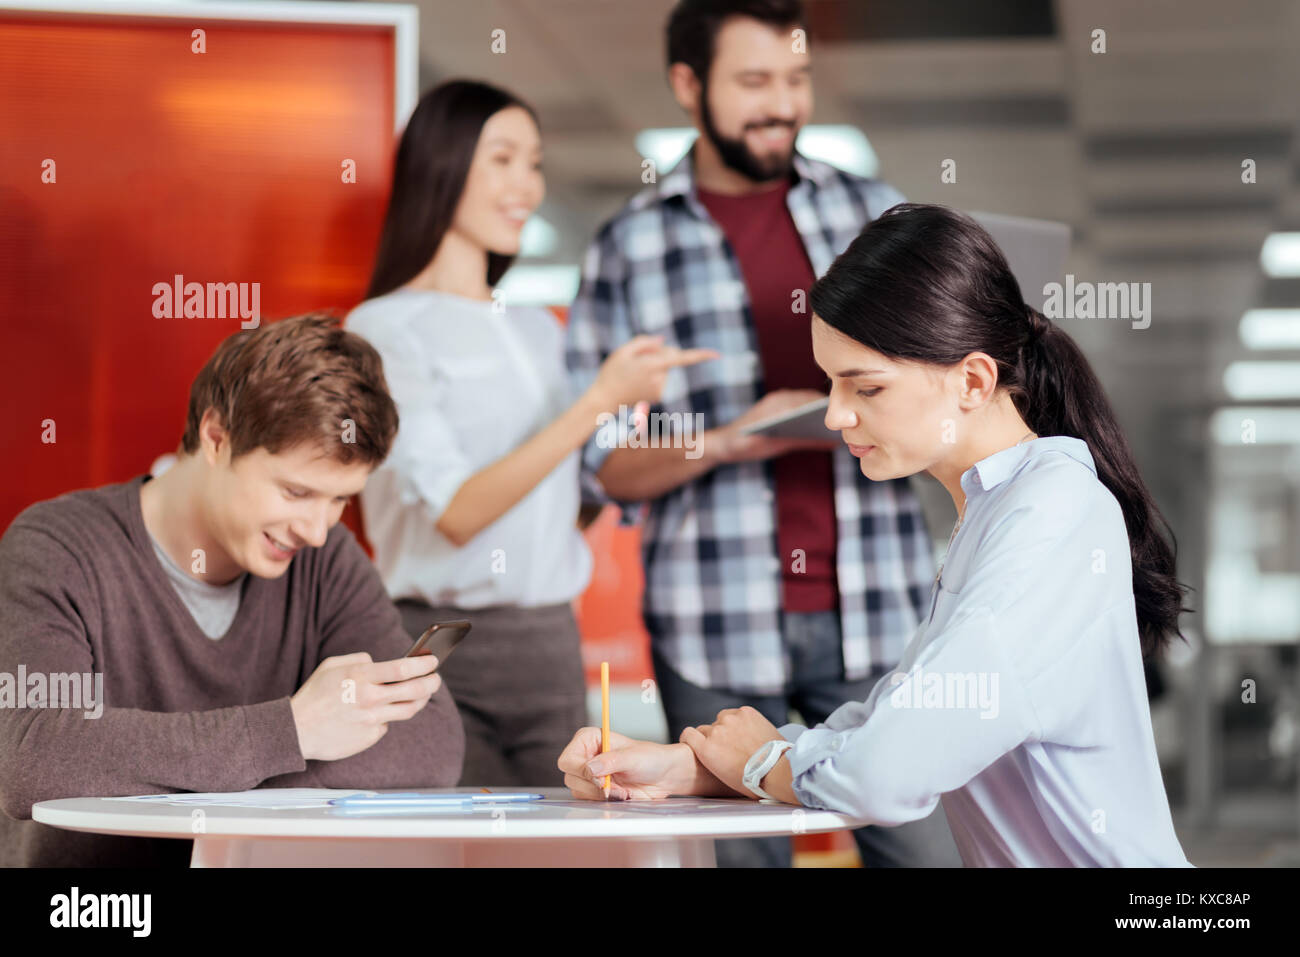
xmin=779 ymin=436 xmax=1192 ymax=866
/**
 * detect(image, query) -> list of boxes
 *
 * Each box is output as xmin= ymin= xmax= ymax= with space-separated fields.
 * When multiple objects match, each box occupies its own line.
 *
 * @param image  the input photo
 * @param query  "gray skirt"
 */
xmin=395 ymin=598 xmax=588 ymax=789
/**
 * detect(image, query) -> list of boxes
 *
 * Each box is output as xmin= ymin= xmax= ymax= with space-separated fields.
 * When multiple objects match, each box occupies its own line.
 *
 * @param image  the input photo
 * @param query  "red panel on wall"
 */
xmin=0 ymin=12 xmax=397 ymax=531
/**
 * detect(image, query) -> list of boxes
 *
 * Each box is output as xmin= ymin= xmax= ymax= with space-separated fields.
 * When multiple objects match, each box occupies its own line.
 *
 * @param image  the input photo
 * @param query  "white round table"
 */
xmin=33 ymin=788 xmax=868 ymax=867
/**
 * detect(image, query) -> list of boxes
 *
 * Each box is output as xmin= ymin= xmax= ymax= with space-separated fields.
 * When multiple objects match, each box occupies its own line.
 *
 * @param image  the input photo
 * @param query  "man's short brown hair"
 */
xmin=180 ymin=313 xmax=399 ymax=466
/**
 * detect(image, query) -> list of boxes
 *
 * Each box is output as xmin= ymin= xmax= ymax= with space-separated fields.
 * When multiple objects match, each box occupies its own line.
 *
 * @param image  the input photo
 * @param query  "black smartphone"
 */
xmin=403 ymin=618 xmax=472 ymax=671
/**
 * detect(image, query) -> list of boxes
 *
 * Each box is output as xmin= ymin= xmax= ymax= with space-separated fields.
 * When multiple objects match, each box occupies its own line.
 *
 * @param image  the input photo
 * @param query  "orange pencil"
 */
xmin=600 ymin=661 xmax=611 ymax=799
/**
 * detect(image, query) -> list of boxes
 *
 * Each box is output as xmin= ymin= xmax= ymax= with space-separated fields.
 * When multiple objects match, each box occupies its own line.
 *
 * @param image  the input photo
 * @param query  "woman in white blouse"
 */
xmin=345 ymin=80 xmax=713 ymax=787
xmin=558 ymin=204 xmax=1194 ymax=866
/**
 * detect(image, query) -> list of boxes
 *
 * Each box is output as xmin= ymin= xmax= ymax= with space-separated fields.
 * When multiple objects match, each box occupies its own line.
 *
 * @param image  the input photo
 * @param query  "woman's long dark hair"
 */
xmin=364 ymin=79 xmax=539 ymax=300
xmin=809 ymin=203 xmax=1191 ymax=658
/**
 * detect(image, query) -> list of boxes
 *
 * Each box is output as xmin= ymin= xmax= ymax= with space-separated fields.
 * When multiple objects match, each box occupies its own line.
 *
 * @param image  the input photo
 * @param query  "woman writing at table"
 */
xmin=346 ymin=80 xmax=712 ymax=788
xmin=559 ymin=204 xmax=1193 ymax=867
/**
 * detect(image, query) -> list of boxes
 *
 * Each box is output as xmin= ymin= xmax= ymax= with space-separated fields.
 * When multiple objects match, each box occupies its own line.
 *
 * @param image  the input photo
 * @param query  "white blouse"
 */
xmin=344 ymin=288 xmax=592 ymax=609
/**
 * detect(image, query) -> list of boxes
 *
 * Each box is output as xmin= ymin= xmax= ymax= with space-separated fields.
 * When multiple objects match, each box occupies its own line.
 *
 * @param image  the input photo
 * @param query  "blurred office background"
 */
xmin=2 ymin=0 xmax=1298 ymax=865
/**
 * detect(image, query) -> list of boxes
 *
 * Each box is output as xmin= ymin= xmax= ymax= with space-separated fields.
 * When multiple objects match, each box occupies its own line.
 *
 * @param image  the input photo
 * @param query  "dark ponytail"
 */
xmin=809 ymin=203 xmax=1191 ymax=658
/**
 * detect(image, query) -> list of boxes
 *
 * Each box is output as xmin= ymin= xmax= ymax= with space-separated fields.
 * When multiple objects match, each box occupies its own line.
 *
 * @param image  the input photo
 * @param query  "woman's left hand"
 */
xmin=680 ymin=706 xmax=801 ymax=805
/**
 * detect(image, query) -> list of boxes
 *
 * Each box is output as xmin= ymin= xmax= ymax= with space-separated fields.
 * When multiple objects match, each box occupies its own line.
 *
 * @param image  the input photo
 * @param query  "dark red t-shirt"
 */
xmin=696 ymin=175 xmax=838 ymax=612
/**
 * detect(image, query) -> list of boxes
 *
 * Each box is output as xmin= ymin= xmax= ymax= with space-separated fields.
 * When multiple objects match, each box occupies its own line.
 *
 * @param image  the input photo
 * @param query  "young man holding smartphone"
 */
xmin=0 ymin=314 xmax=465 ymax=866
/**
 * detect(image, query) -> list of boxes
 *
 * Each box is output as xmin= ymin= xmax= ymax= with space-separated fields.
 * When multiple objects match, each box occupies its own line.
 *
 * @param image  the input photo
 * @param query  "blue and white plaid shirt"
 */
xmin=564 ymin=144 xmax=937 ymax=695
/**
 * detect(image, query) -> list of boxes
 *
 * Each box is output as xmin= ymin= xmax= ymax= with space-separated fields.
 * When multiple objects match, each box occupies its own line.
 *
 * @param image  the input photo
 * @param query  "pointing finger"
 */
xmin=655 ymin=347 xmax=719 ymax=368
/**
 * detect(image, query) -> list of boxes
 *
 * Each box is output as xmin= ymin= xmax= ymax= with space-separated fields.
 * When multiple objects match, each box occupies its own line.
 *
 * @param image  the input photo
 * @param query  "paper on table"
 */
xmin=543 ymin=799 xmax=753 ymax=815
xmin=105 ymin=788 xmax=375 ymax=809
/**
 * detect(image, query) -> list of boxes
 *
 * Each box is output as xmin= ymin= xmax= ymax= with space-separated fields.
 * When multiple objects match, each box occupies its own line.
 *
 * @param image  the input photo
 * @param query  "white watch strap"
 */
xmin=744 ymin=740 xmax=794 ymax=800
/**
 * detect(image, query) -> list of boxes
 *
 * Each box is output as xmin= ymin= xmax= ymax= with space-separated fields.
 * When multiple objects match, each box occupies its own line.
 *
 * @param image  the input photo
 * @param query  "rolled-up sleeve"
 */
xmin=347 ymin=316 xmax=473 ymax=525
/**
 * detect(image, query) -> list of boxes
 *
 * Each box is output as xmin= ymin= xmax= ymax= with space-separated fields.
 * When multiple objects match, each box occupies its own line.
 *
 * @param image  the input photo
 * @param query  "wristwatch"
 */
xmin=742 ymin=739 xmax=795 ymax=800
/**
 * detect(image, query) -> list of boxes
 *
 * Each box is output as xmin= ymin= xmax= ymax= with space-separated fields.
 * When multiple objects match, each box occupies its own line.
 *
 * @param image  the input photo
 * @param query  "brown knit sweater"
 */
xmin=0 ymin=475 xmax=465 ymax=866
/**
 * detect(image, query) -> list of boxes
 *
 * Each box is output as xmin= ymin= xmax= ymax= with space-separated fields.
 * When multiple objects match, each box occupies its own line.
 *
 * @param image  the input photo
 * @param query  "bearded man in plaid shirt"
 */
xmin=565 ymin=0 xmax=961 ymax=867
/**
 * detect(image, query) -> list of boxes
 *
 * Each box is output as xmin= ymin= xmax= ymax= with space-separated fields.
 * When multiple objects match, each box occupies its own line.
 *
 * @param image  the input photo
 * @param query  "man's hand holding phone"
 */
xmin=289 ymin=652 xmax=442 ymax=762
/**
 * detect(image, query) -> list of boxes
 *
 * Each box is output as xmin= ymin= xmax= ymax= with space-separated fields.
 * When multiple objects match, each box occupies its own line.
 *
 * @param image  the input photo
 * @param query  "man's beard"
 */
xmin=698 ymin=83 xmax=797 ymax=183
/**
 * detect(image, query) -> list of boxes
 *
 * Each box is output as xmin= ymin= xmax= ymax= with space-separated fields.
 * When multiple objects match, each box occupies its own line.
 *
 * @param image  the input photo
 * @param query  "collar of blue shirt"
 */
xmin=962 ymin=435 xmax=1096 ymax=496
xmin=655 ymin=141 xmax=837 ymax=202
